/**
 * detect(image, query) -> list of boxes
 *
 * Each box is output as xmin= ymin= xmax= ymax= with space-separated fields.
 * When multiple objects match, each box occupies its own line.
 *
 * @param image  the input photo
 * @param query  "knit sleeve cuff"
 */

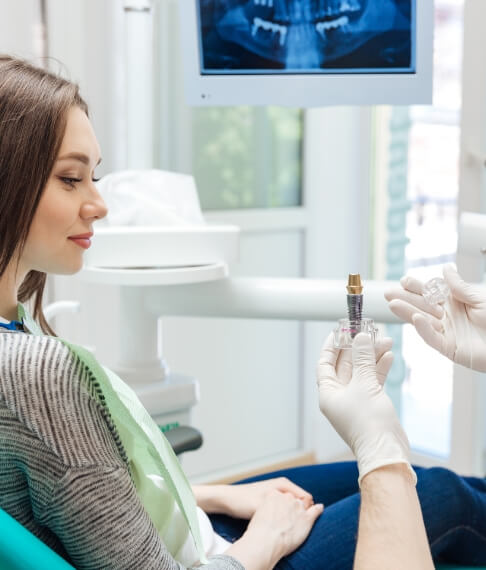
xmin=202 ymin=554 xmax=246 ymax=569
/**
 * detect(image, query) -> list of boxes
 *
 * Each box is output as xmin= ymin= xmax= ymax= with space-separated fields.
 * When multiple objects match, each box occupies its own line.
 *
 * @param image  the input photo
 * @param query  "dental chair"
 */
xmin=0 ymin=508 xmax=74 ymax=570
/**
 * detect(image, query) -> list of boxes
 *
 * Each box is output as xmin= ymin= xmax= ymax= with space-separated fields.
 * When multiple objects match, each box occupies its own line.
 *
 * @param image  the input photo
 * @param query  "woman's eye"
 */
xmin=59 ymin=176 xmax=82 ymax=188
xmin=92 ymin=177 xmax=101 ymax=183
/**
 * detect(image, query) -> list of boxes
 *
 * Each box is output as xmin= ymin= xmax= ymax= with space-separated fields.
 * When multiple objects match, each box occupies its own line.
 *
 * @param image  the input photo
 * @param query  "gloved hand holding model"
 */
xmin=317 ymin=333 xmax=416 ymax=485
xmin=385 ymin=263 xmax=486 ymax=372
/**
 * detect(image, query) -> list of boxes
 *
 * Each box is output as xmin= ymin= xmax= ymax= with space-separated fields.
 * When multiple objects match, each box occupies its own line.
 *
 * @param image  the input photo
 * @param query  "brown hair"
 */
xmin=0 ymin=56 xmax=89 ymax=335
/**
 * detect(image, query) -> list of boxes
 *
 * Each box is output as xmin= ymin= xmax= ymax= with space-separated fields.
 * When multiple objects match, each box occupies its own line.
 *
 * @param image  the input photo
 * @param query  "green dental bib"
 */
xmin=18 ymin=304 xmax=207 ymax=566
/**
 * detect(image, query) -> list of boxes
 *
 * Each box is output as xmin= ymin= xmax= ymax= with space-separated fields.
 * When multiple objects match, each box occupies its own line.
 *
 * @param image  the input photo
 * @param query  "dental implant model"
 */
xmin=334 ymin=273 xmax=378 ymax=348
xmin=346 ymin=273 xmax=363 ymax=325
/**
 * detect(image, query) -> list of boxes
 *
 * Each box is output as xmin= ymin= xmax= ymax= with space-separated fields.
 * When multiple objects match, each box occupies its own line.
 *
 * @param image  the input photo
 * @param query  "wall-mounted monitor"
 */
xmin=179 ymin=0 xmax=433 ymax=107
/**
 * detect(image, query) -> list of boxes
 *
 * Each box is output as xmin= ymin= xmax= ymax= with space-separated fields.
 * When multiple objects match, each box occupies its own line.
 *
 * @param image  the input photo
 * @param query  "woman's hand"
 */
xmin=223 ymin=478 xmax=314 ymax=519
xmin=193 ymin=477 xmax=314 ymax=519
xmin=225 ymin=489 xmax=323 ymax=570
xmin=247 ymin=489 xmax=323 ymax=558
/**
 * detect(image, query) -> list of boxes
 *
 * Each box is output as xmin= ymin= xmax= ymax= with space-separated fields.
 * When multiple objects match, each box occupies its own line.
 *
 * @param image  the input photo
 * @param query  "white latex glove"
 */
xmin=317 ymin=333 xmax=416 ymax=486
xmin=385 ymin=263 xmax=486 ymax=372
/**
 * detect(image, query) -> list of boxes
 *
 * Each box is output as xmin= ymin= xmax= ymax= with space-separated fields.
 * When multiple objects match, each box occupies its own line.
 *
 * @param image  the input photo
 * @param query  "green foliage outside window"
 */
xmin=192 ymin=107 xmax=303 ymax=210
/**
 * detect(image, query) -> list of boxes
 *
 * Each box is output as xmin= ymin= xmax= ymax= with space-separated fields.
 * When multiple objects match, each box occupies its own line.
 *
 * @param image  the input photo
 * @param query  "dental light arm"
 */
xmin=144 ymin=277 xmax=400 ymax=323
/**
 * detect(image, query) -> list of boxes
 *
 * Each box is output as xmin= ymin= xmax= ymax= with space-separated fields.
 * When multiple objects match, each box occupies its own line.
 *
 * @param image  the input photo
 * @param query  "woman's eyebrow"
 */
xmin=57 ymin=152 xmax=102 ymax=166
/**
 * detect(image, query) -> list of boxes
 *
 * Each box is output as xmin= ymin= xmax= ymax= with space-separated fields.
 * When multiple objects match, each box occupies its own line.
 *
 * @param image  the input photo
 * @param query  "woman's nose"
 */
xmin=93 ymin=197 xmax=108 ymax=221
xmin=81 ymin=187 xmax=108 ymax=221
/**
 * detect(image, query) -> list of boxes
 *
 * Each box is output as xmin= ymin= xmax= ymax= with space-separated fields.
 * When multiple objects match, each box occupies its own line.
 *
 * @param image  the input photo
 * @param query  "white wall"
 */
xmin=0 ymin=0 xmax=37 ymax=57
xmin=0 ymin=0 xmax=124 ymax=177
xmin=47 ymin=0 xmax=124 ymax=176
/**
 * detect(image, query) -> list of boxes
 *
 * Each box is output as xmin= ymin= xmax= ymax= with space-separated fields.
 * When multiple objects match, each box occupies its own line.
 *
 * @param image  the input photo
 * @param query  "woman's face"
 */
xmin=21 ymin=106 xmax=108 ymax=276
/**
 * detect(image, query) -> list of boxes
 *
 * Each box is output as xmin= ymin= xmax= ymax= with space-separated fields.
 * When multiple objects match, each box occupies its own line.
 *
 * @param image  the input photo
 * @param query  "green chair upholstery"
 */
xmin=0 ymin=508 xmax=74 ymax=569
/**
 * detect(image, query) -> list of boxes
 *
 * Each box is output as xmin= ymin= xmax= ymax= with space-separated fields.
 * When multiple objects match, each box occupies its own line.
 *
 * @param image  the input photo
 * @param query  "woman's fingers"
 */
xmin=273 ymin=478 xmax=314 ymax=506
xmin=306 ymin=502 xmax=324 ymax=525
xmin=250 ymin=490 xmax=323 ymax=556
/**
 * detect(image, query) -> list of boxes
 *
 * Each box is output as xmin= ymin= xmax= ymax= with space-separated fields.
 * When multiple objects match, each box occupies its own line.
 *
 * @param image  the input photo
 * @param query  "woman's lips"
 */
xmin=68 ymin=237 xmax=92 ymax=249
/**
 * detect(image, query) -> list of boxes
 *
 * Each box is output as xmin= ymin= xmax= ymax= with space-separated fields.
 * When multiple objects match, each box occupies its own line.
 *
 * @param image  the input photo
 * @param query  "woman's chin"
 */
xmin=51 ymin=260 xmax=84 ymax=276
xmin=66 ymin=263 xmax=83 ymax=275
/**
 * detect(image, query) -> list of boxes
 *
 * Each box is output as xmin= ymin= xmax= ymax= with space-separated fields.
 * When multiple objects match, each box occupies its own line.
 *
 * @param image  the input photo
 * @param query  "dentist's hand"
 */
xmin=317 ymin=333 xmax=415 ymax=485
xmin=385 ymin=264 xmax=486 ymax=372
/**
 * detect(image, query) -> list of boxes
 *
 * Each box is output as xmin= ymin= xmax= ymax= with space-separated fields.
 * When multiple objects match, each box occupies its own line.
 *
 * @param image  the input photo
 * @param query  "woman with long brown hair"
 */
xmin=0 ymin=54 xmax=324 ymax=570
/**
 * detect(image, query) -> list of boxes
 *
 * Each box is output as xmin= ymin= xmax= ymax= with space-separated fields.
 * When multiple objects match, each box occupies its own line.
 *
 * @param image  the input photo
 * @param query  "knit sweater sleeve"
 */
xmin=41 ymin=464 xmax=244 ymax=570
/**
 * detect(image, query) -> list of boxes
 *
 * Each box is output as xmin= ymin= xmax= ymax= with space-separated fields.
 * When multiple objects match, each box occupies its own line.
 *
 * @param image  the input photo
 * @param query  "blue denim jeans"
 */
xmin=209 ymin=462 xmax=486 ymax=569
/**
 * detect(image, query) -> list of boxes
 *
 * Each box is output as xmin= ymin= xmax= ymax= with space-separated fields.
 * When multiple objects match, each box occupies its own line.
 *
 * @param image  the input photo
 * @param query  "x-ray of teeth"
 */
xmin=198 ymin=0 xmax=414 ymax=73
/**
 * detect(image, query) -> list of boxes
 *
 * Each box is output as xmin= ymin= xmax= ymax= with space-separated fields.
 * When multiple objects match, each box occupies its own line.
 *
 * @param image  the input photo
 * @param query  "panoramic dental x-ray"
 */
xmin=199 ymin=0 xmax=414 ymax=73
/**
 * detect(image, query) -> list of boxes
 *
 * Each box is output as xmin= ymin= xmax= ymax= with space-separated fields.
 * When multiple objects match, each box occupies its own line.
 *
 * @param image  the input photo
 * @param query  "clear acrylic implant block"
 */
xmin=333 ymin=318 xmax=378 ymax=349
xmin=423 ymin=277 xmax=450 ymax=305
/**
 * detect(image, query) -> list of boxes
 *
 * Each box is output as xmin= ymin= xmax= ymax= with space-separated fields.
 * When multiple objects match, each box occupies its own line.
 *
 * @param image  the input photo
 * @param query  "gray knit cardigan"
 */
xmin=0 ymin=330 xmax=244 ymax=570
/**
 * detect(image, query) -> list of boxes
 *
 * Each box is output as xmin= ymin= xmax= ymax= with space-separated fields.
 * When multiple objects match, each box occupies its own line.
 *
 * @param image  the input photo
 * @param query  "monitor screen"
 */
xmin=180 ymin=0 xmax=433 ymax=106
xmin=199 ymin=0 xmax=414 ymax=75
